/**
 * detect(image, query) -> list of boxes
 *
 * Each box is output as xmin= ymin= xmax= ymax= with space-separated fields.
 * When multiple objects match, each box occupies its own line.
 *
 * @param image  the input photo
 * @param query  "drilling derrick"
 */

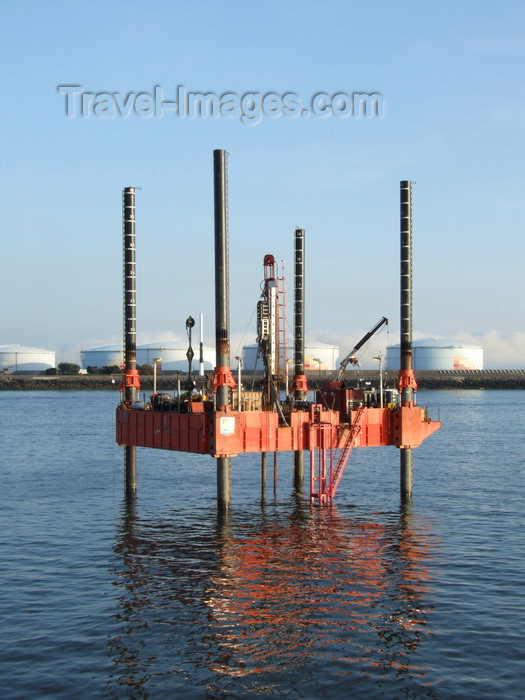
xmin=257 ymin=255 xmax=286 ymax=412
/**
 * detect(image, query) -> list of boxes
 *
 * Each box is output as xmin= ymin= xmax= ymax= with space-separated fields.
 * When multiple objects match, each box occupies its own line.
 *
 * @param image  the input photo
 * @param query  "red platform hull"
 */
xmin=116 ymin=404 xmax=441 ymax=458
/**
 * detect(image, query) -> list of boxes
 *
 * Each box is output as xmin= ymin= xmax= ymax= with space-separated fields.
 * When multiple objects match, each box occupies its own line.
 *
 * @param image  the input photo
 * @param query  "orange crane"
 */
xmin=336 ymin=317 xmax=388 ymax=381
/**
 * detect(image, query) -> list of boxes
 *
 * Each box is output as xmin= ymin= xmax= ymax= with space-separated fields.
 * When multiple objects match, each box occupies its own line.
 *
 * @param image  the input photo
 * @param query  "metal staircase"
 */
xmin=310 ymin=406 xmax=365 ymax=504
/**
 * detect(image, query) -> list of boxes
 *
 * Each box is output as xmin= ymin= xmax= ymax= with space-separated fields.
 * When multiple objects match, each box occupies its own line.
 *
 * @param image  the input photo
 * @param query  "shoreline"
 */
xmin=2 ymin=370 xmax=525 ymax=391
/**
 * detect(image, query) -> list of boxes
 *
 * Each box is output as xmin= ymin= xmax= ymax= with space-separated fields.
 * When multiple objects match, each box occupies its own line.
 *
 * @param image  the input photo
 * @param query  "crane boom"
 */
xmin=336 ymin=316 xmax=388 ymax=381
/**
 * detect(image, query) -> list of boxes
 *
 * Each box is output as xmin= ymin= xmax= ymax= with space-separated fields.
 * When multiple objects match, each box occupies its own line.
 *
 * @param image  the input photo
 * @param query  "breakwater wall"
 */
xmin=0 ymin=375 xmax=124 ymax=391
xmin=406 ymin=370 xmax=525 ymax=390
xmin=315 ymin=370 xmax=525 ymax=390
xmin=2 ymin=370 xmax=525 ymax=391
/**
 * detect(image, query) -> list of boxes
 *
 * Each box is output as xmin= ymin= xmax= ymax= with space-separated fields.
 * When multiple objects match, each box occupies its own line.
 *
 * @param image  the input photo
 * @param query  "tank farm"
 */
xmin=116 ymin=150 xmax=441 ymax=510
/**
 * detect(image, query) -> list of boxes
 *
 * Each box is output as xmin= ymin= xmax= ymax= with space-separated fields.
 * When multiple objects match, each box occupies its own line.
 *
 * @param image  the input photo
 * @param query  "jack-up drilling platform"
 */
xmin=116 ymin=151 xmax=441 ymax=509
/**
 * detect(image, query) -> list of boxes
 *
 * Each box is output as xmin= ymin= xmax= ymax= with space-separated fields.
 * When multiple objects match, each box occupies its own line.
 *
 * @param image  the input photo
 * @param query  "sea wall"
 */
xmin=2 ymin=370 xmax=525 ymax=391
xmin=405 ymin=370 xmax=525 ymax=390
xmin=315 ymin=370 xmax=525 ymax=390
xmin=0 ymin=375 xmax=123 ymax=391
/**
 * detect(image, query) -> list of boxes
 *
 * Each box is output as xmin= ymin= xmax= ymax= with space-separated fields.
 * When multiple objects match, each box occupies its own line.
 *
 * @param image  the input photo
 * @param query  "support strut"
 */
xmin=293 ymin=227 xmax=306 ymax=485
xmin=399 ymin=180 xmax=416 ymax=501
xmin=214 ymin=149 xmax=233 ymax=510
xmin=122 ymin=186 xmax=139 ymax=493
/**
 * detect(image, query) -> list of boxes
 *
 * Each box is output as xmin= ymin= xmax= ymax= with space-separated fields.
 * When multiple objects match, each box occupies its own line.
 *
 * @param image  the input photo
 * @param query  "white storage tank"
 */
xmin=81 ymin=344 xmax=124 ymax=370
xmin=137 ymin=341 xmax=215 ymax=371
xmin=0 ymin=344 xmax=55 ymax=373
xmin=386 ymin=339 xmax=483 ymax=370
xmin=242 ymin=341 xmax=339 ymax=371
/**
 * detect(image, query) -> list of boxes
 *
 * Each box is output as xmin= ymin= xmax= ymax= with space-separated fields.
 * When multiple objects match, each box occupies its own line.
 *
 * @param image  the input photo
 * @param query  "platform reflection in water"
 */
xmin=108 ymin=495 xmax=440 ymax=697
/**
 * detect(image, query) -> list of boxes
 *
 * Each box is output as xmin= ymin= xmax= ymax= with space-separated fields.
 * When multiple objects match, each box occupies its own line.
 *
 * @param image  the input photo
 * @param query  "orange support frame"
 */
xmin=213 ymin=365 xmax=237 ymax=391
xmin=119 ymin=369 xmax=141 ymax=394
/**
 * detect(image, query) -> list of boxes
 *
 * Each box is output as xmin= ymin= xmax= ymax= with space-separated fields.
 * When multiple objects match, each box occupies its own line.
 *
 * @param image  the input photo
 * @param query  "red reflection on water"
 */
xmin=203 ymin=506 xmax=437 ymax=682
xmin=108 ymin=499 xmax=441 ymax=694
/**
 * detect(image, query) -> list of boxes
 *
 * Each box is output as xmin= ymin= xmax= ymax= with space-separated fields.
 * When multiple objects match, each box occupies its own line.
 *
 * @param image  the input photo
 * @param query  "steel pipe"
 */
xmin=293 ymin=227 xmax=306 ymax=484
xmin=213 ymin=149 xmax=232 ymax=509
xmin=399 ymin=180 xmax=416 ymax=501
xmin=122 ymin=186 xmax=138 ymax=492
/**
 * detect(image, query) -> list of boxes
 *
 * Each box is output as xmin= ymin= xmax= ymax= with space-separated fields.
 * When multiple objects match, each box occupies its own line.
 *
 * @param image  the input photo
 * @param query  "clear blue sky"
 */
xmin=1 ymin=0 xmax=524 ymax=367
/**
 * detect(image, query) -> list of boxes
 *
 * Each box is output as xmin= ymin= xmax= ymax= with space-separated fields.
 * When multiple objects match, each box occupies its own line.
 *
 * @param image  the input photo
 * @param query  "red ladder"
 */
xmin=309 ymin=421 xmax=333 ymax=505
xmin=276 ymin=272 xmax=286 ymax=381
xmin=310 ymin=405 xmax=365 ymax=505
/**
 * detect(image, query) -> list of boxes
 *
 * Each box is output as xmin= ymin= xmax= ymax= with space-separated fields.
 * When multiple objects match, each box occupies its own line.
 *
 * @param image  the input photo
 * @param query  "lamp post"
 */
xmin=153 ymin=357 xmax=162 ymax=395
xmin=372 ymin=352 xmax=383 ymax=408
xmin=176 ymin=371 xmax=181 ymax=411
xmin=235 ymin=356 xmax=242 ymax=410
xmin=285 ymin=358 xmax=293 ymax=399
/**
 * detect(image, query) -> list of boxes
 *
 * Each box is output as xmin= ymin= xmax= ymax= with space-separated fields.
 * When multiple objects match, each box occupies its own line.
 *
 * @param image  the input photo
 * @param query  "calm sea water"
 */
xmin=1 ymin=389 xmax=523 ymax=699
